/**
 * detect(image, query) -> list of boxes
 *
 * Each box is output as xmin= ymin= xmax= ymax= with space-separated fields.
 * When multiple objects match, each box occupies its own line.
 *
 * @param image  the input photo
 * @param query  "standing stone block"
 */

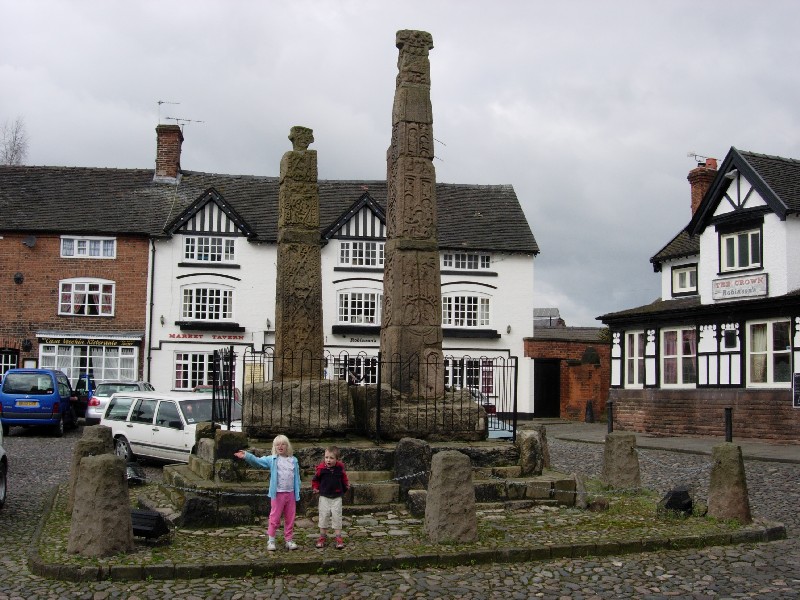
xmin=574 ymin=472 xmax=589 ymax=509
xmin=708 ymin=443 xmax=752 ymax=524
xmin=425 ymin=450 xmax=477 ymax=543
xmin=601 ymin=431 xmax=640 ymax=490
xmin=516 ymin=426 xmax=550 ymax=476
xmin=395 ymin=437 xmax=431 ymax=499
xmin=67 ymin=454 xmax=134 ymax=557
xmin=67 ymin=426 xmax=114 ymax=514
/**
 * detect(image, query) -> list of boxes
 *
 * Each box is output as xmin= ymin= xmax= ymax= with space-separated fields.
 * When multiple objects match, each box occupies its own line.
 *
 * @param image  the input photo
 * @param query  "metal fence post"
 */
xmin=607 ymin=400 xmax=614 ymax=434
xmin=375 ymin=351 xmax=382 ymax=442
xmin=724 ymin=407 xmax=732 ymax=442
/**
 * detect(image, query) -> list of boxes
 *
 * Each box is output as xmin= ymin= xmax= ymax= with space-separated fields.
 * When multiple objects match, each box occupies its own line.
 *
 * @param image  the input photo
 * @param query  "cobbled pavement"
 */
xmin=0 ymin=425 xmax=798 ymax=599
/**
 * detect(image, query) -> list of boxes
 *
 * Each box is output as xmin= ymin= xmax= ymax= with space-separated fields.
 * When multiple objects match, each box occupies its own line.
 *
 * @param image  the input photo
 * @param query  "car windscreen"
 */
xmin=2 ymin=373 xmax=53 ymax=395
xmin=95 ymin=383 xmax=141 ymax=397
xmin=180 ymin=399 xmax=213 ymax=424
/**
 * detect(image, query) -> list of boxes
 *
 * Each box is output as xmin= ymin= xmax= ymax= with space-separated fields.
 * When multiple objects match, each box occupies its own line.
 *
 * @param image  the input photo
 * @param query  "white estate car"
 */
xmin=100 ymin=392 xmax=240 ymax=463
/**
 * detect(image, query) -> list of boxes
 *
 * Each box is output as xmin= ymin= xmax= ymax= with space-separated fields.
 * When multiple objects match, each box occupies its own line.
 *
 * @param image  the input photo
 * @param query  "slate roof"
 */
xmin=0 ymin=166 xmax=539 ymax=255
xmin=652 ymin=148 xmax=800 ymax=270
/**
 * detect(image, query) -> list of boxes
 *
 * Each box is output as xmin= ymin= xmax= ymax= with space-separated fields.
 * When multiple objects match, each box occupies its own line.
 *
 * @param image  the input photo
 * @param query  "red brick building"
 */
xmin=524 ymin=324 xmax=610 ymax=421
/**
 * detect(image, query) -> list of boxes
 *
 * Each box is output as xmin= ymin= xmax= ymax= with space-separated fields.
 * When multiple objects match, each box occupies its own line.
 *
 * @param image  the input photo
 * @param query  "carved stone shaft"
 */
xmin=381 ymin=30 xmax=444 ymax=397
xmin=274 ymin=126 xmax=324 ymax=379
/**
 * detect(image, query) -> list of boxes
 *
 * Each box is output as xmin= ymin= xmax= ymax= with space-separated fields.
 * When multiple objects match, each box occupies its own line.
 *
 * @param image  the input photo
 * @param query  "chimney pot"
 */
xmin=154 ymin=124 xmax=184 ymax=182
xmin=688 ymin=159 xmax=717 ymax=215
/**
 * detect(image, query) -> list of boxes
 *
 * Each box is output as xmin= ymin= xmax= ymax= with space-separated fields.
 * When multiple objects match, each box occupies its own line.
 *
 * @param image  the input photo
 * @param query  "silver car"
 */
xmin=85 ymin=380 xmax=154 ymax=425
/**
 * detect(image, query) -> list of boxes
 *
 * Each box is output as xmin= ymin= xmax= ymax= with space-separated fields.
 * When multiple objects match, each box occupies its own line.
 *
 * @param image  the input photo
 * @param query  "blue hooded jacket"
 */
xmin=241 ymin=451 xmax=301 ymax=500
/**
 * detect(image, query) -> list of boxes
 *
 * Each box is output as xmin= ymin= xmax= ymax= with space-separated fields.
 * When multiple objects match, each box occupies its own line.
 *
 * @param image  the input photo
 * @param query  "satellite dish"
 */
xmin=22 ymin=236 xmax=36 ymax=248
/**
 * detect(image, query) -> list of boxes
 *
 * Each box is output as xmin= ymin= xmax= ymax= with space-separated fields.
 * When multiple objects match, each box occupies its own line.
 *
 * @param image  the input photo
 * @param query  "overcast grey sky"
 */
xmin=2 ymin=1 xmax=799 ymax=326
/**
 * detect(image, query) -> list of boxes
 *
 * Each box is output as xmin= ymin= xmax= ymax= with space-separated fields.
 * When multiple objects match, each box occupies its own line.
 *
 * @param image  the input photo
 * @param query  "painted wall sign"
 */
xmin=166 ymin=333 xmax=245 ymax=341
xmin=37 ymin=337 xmax=140 ymax=347
xmin=712 ymin=273 xmax=768 ymax=300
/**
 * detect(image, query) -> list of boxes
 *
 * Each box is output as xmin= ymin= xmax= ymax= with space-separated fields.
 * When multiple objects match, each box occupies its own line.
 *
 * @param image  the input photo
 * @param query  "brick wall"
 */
xmin=609 ymin=388 xmax=800 ymax=443
xmin=0 ymin=233 xmax=150 ymax=371
xmin=525 ymin=338 xmax=611 ymax=421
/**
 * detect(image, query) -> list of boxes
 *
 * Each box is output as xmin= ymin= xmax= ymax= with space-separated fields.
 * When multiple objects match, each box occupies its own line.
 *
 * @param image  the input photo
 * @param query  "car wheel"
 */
xmin=52 ymin=416 xmax=65 ymax=438
xmin=0 ymin=460 xmax=6 ymax=509
xmin=114 ymin=436 xmax=133 ymax=462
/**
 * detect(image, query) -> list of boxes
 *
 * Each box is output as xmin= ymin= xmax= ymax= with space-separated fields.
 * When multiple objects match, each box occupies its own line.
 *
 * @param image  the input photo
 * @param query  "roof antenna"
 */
xmin=687 ymin=151 xmax=709 ymax=165
xmin=157 ymin=100 xmax=180 ymax=124
xmin=165 ymin=116 xmax=205 ymax=132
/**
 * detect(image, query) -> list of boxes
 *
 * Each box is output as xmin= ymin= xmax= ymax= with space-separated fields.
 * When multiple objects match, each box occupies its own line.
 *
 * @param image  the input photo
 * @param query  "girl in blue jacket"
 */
xmin=234 ymin=434 xmax=301 ymax=551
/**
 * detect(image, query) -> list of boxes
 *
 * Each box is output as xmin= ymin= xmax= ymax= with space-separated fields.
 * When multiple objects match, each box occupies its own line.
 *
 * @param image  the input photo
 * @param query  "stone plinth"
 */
xmin=425 ymin=450 xmax=477 ymax=543
xmin=708 ymin=442 xmax=752 ymax=524
xmin=601 ymin=431 xmax=640 ymax=490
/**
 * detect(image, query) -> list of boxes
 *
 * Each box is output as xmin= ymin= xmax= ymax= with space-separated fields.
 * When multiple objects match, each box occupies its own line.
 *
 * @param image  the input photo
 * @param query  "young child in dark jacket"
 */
xmin=311 ymin=446 xmax=350 ymax=549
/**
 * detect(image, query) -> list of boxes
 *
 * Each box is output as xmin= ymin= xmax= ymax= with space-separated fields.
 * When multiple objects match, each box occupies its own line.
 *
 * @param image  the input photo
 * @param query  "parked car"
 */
xmin=0 ymin=425 xmax=7 ymax=509
xmin=192 ymin=385 xmax=243 ymax=425
xmin=0 ymin=369 xmax=78 ymax=437
xmin=100 ymin=392 xmax=241 ymax=463
xmin=73 ymin=373 xmax=96 ymax=419
xmin=84 ymin=380 xmax=154 ymax=425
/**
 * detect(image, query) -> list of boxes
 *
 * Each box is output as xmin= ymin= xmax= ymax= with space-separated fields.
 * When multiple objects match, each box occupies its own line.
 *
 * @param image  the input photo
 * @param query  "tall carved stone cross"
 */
xmin=274 ymin=125 xmax=324 ymax=379
xmin=380 ymin=30 xmax=445 ymax=398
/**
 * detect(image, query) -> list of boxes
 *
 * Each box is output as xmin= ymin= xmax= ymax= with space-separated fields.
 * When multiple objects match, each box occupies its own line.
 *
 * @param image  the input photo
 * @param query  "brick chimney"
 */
xmin=154 ymin=124 xmax=183 ymax=182
xmin=687 ymin=157 xmax=717 ymax=215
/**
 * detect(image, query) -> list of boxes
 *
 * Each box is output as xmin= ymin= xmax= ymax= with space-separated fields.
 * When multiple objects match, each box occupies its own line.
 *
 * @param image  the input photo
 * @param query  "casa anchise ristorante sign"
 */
xmin=712 ymin=273 xmax=768 ymax=301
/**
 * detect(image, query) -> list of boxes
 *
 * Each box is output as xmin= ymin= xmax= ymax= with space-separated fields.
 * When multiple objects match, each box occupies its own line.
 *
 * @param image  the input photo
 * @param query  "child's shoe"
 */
xmin=285 ymin=540 xmax=298 ymax=550
xmin=267 ymin=540 xmax=276 ymax=551
xmin=315 ymin=535 xmax=326 ymax=548
xmin=335 ymin=536 xmax=344 ymax=549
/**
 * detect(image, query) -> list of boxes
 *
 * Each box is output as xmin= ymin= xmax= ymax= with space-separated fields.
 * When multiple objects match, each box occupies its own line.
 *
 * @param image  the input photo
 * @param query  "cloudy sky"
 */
xmin=2 ymin=1 xmax=799 ymax=326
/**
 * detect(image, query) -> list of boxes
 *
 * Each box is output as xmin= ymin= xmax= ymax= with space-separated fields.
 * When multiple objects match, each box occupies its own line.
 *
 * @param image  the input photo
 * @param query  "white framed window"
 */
xmin=183 ymin=235 xmax=236 ymax=263
xmin=40 ymin=344 xmax=137 ymax=382
xmin=339 ymin=241 xmax=384 ymax=267
xmin=442 ymin=295 xmax=490 ymax=327
xmin=338 ymin=291 xmax=382 ymax=324
xmin=747 ymin=319 xmax=791 ymax=387
xmin=61 ymin=236 xmax=116 ymax=259
xmin=334 ymin=355 xmax=378 ymax=384
xmin=625 ymin=331 xmax=646 ymax=387
xmin=442 ymin=252 xmax=491 ymax=270
xmin=720 ymin=229 xmax=761 ymax=272
xmin=59 ymin=278 xmax=115 ymax=316
xmin=181 ymin=285 xmax=233 ymax=321
xmin=174 ymin=352 xmax=213 ymax=389
xmin=661 ymin=327 xmax=697 ymax=387
xmin=671 ymin=265 xmax=697 ymax=295
xmin=0 ymin=351 xmax=18 ymax=376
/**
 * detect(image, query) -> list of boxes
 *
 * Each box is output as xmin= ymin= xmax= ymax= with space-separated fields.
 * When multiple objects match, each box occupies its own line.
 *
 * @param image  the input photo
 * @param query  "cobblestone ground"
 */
xmin=1 ymin=426 xmax=798 ymax=599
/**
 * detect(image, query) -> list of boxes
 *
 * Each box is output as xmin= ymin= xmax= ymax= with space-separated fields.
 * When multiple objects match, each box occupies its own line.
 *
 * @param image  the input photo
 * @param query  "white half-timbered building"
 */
xmin=600 ymin=147 xmax=800 ymax=441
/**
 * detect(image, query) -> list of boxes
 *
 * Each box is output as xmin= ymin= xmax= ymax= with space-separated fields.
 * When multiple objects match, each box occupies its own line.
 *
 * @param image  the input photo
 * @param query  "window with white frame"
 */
xmin=671 ymin=265 xmax=697 ymax=295
xmin=444 ymin=358 xmax=494 ymax=394
xmin=61 ymin=236 xmax=116 ymax=259
xmin=338 ymin=291 xmax=382 ymax=324
xmin=181 ymin=285 xmax=233 ymax=321
xmin=59 ymin=279 xmax=115 ymax=316
xmin=442 ymin=295 xmax=490 ymax=327
xmin=720 ymin=229 xmax=761 ymax=272
xmin=339 ymin=241 xmax=384 ymax=267
xmin=40 ymin=344 xmax=137 ymax=382
xmin=0 ymin=351 xmax=18 ymax=376
xmin=625 ymin=331 xmax=646 ymax=387
xmin=183 ymin=236 xmax=236 ymax=263
xmin=747 ymin=319 xmax=791 ymax=386
xmin=442 ymin=252 xmax=491 ymax=270
xmin=333 ymin=355 xmax=378 ymax=384
xmin=174 ymin=352 xmax=214 ymax=389
xmin=661 ymin=327 xmax=697 ymax=386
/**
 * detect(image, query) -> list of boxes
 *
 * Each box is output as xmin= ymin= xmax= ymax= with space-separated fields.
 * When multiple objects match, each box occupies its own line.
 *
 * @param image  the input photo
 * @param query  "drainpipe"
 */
xmin=146 ymin=239 xmax=157 ymax=381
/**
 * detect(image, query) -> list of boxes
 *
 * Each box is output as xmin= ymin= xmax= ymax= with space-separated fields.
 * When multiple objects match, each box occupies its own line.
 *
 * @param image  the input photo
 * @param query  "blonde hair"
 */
xmin=271 ymin=434 xmax=293 ymax=457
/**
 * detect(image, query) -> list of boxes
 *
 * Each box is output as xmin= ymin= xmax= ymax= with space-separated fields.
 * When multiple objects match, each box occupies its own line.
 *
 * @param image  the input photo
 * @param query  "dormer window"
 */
xmin=339 ymin=241 xmax=384 ymax=267
xmin=720 ymin=228 xmax=761 ymax=272
xmin=184 ymin=236 xmax=235 ymax=263
xmin=671 ymin=264 xmax=697 ymax=296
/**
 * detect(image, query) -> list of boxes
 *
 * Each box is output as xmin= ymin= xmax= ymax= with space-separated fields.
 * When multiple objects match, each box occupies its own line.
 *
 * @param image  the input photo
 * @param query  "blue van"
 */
xmin=0 ymin=369 xmax=78 ymax=437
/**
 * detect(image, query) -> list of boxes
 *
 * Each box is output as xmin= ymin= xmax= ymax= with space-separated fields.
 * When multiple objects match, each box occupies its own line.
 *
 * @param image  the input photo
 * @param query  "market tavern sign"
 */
xmin=712 ymin=273 xmax=768 ymax=301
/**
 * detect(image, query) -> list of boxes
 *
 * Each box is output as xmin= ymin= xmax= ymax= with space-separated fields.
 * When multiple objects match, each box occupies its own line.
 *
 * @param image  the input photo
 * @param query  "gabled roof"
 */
xmin=165 ymin=187 xmax=255 ymax=237
xmin=687 ymin=147 xmax=800 ymax=236
xmin=0 ymin=166 xmax=539 ymax=254
xmin=321 ymin=191 xmax=385 ymax=240
xmin=650 ymin=230 xmax=698 ymax=272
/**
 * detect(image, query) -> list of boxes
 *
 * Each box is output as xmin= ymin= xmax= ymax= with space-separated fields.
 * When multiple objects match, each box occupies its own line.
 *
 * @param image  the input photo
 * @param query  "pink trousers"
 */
xmin=268 ymin=491 xmax=296 ymax=540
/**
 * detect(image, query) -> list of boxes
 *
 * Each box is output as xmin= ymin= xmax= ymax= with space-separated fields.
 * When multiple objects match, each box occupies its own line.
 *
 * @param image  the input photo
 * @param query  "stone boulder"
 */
xmin=67 ymin=454 xmax=134 ymax=557
xmin=516 ymin=426 xmax=550 ymax=476
xmin=395 ymin=438 xmax=431 ymax=499
xmin=601 ymin=431 xmax=640 ymax=490
xmin=67 ymin=426 xmax=114 ymax=514
xmin=425 ymin=450 xmax=477 ymax=543
xmin=352 ymin=385 xmax=488 ymax=442
xmin=708 ymin=443 xmax=752 ymax=524
xmin=244 ymin=379 xmax=353 ymax=438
